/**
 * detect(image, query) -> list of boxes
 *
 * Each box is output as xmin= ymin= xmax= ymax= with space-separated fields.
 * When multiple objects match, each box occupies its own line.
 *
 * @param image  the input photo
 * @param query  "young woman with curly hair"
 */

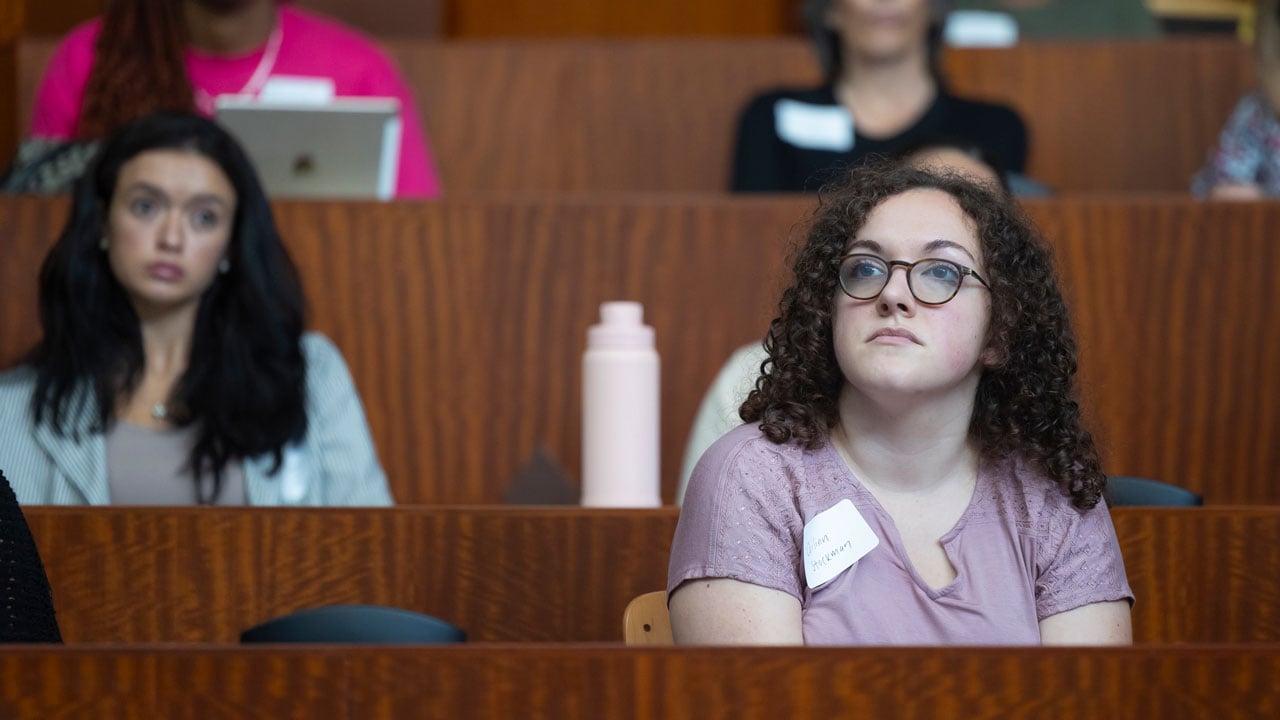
xmin=668 ymin=163 xmax=1132 ymax=645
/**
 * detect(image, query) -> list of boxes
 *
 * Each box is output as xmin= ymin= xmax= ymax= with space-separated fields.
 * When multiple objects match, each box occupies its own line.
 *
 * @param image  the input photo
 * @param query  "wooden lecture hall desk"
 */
xmin=1 ymin=644 xmax=1278 ymax=718
xmin=7 ymin=37 xmax=1255 ymax=193
xmin=22 ymin=506 xmax=1280 ymax=645
xmin=2 ymin=195 xmax=1278 ymax=505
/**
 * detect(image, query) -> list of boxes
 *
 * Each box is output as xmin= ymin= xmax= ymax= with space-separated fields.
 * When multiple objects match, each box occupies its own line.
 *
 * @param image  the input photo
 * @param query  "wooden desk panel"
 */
xmin=0 ymin=646 xmax=346 ymax=719
xmin=2 ymin=196 xmax=1278 ymax=504
xmin=2 ymin=645 xmax=1278 ymax=719
xmin=24 ymin=507 xmax=678 ymax=644
xmin=21 ymin=507 xmax=1280 ymax=645
xmin=12 ymin=38 xmax=1253 ymax=193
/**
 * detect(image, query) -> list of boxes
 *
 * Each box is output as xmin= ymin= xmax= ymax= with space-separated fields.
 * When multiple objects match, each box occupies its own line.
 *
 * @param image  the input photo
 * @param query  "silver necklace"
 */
xmin=152 ymin=403 xmax=169 ymax=422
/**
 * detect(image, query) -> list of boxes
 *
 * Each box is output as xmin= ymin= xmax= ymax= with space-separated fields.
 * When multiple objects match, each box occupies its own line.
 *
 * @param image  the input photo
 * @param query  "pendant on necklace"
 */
xmin=152 ymin=403 xmax=168 ymax=422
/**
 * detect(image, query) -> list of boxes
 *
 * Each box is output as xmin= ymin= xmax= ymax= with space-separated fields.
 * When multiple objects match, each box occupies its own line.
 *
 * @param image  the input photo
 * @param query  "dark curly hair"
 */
xmin=740 ymin=162 xmax=1105 ymax=510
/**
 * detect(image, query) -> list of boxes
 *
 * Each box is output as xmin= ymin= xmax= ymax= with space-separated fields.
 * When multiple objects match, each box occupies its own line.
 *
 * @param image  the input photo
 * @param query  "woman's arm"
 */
xmin=301 ymin=334 xmax=394 ymax=506
xmin=1209 ymin=182 xmax=1265 ymax=200
xmin=669 ymin=578 xmax=803 ymax=645
xmin=1039 ymin=600 xmax=1132 ymax=645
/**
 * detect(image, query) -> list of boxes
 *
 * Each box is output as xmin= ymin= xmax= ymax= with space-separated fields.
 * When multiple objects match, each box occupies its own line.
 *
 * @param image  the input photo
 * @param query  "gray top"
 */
xmin=669 ymin=424 xmax=1134 ymax=645
xmin=105 ymin=421 xmax=247 ymax=505
xmin=0 ymin=333 xmax=392 ymax=506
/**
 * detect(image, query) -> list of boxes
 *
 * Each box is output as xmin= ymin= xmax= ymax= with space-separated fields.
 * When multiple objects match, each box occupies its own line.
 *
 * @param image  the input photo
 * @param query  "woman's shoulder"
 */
xmin=686 ymin=423 xmax=822 ymax=506
xmin=299 ymin=332 xmax=347 ymax=374
xmin=939 ymin=93 xmax=1025 ymax=130
xmin=981 ymin=454 xmax=1097 ymax=531
xmin=52 ymin=18 xmax=103 ymax=58
xmin=0 ymin=366 xmax=38 ymax=403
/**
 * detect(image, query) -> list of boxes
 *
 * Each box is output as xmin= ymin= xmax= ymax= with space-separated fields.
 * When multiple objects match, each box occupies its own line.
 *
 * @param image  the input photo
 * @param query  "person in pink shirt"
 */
xmin=668 ymin=162 xmax=1133 ymax=646
xmin=24 ymin=0 xmax=439 ymax=198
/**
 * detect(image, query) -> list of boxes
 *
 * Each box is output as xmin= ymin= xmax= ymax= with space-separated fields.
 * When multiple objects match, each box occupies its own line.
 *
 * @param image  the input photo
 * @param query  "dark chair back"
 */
xmin=1106 ymin=476 xmax=1204 ymax=507
xmin=240 ymin=604 xmax=466 ymax=644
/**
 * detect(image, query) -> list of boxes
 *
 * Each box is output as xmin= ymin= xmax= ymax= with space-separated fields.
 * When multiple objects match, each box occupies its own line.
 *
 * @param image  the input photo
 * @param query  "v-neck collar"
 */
xmin=818 ymin=439 xmax=985 ymax=599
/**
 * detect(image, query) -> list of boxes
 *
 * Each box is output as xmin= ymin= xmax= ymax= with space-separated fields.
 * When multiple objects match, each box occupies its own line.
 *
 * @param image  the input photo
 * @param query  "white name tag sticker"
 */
xmin=774 ymin=99 xmax=854 ymax=152
xmin=259 ymin=76 xmax=336 ymax=105
xmin=803 ymin=499 xmax=879 ymax=589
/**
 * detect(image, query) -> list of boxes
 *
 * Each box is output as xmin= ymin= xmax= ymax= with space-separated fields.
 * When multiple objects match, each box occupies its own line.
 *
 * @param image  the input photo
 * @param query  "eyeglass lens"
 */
xmin=839 ymin=255 xmax=966 ymax=304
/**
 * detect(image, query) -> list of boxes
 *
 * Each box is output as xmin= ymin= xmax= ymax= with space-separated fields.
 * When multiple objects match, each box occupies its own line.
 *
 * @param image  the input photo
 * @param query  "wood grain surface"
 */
xmin=2 ymin=195 xmax=1277 ymax=505
xmin=1 ymin=644 xmax=1278 ymax=719
xmin=392 ymin=38 xmax=1256 ymax=194
xmin=20 ymin=507 xmax=1280 ymax=645
xmin=10 ymin=37 xmax=1253 ymax=193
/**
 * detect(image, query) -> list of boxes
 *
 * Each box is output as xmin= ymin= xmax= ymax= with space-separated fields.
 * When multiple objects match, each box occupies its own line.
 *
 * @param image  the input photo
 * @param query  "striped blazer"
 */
xmin=0 ymin=333 xmax=393 ymax=506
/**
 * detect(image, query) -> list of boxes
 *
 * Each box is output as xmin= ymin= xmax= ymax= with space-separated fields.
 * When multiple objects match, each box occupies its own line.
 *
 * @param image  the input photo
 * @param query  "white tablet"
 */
xmin=215 ymin=96 xmax=401 ymax=200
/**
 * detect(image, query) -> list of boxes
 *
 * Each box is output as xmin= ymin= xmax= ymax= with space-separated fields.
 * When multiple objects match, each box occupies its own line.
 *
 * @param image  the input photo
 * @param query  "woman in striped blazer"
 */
xmin=0 ymin=112 xmax=392 ymax=507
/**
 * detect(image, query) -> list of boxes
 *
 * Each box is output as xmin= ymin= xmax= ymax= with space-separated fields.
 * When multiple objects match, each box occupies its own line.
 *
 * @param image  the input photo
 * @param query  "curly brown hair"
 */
xmin=740 ymin=162 xmax=1105 ymax=510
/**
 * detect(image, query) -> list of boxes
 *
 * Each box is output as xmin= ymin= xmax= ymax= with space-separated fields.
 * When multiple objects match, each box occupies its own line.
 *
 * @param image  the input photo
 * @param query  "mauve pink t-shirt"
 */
xmin=29 ymin=6 xmax=440 ymax=198
xmin=668 ymin=423 xmax=1134 ymax=645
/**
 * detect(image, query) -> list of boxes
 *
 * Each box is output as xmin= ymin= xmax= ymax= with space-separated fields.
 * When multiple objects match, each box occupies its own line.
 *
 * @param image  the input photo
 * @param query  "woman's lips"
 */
xmin=868 ymin=327 xmax=921 ymax=344
xmin=146 ymin=262 xmax=185 ymax=281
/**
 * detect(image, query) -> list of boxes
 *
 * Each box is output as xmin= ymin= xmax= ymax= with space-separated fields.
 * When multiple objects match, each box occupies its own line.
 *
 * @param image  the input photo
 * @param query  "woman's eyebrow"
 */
xmin=923 ymin=238 xmax=978 ymax=263
xmin=847 ymin=238 xmax=883 ymax=253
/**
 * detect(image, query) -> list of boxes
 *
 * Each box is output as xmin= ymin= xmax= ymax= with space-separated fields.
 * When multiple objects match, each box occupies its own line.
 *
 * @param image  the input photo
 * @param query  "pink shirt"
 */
xmin=30 ymin=6 xmax=440 ymax=198
xmin=668 ymin=423 xmax=1134 ymax=645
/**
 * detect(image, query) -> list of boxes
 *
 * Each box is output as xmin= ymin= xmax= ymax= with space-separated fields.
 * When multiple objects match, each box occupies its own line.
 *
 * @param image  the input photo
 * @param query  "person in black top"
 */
xmin=0 ymin=470 xmax=62 ymax=643
xmin=731 ymin=0 xmax=1028 ymax=192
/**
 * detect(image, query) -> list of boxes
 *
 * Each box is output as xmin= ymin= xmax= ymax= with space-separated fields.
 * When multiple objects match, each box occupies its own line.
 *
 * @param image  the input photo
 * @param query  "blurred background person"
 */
xmin=1193 ymin=0 xmax=1280 ymax=199
xmin=731 ymin=0 xmax=1027 ymax=192
xmin=8 ymin=0 xmax=438 ymax=197
xmin=0 ymin=113 xmax=393 ymax=506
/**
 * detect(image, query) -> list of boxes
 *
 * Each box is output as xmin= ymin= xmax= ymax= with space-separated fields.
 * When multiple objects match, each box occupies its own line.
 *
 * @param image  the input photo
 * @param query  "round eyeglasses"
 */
xmin=837 ymin=253 xmax=991 ymax=305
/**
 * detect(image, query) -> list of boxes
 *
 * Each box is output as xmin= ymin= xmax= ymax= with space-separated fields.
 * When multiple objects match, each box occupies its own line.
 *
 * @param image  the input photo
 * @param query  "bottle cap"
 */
xmin=587 ymin=301 xmax=655 ymax=350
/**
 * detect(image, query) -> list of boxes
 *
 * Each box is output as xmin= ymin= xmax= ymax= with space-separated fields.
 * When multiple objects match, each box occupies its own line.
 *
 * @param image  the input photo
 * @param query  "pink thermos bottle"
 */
xmin=581 ymin=302 xmax=661 ymax=507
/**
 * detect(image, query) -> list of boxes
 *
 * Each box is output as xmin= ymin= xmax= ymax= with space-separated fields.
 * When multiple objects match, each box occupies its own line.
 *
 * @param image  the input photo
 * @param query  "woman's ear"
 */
xmin=980 ymin=344 xmax=1004 ymax=368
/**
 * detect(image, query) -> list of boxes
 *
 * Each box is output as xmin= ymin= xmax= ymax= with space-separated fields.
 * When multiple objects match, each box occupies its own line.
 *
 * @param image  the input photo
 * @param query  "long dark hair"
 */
xmin=30 ymin=112 xmax=308 ymax=502
xmin=741 ymin=162 xmax=1105 ymax=510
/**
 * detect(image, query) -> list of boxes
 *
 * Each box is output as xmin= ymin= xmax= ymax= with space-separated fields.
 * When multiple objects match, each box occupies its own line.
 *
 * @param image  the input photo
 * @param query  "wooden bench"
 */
xmin=2 ymin=644 xmax=1278 ymax=717
xmin=22 ymin=506 xmax=1280 ymax=644
xmin=2 ymin=196 xmax=1278 ymax=504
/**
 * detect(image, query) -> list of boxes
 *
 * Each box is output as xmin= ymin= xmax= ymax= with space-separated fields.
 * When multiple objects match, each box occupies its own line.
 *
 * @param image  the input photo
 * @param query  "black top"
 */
xmin=730 ymin=85 xmax=1028 ymax=192
xmin=1 ymin=470 xmax=62 ymax=643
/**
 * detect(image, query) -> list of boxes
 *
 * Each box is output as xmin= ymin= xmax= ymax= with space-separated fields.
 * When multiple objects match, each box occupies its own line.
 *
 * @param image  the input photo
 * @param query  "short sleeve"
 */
xmin=1034 ymin=498 xmax=1134 ymax=620
xmin=1193 ymin=94 xmax=1270 ymax=195
xmin=667 ymin=428 xmax=806 ymax=601
xmin=29 ymin=22 xmax=101 ymax=140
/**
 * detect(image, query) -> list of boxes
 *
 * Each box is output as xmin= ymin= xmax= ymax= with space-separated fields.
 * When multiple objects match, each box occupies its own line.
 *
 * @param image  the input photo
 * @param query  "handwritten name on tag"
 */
xmin=802 ymin=498 xmax=879 ymax=589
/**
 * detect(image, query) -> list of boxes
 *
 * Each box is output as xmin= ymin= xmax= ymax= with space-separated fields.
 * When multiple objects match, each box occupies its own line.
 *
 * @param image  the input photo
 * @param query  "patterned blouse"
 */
xmin=1193 ymin=92 xmax=1280 ymax=196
